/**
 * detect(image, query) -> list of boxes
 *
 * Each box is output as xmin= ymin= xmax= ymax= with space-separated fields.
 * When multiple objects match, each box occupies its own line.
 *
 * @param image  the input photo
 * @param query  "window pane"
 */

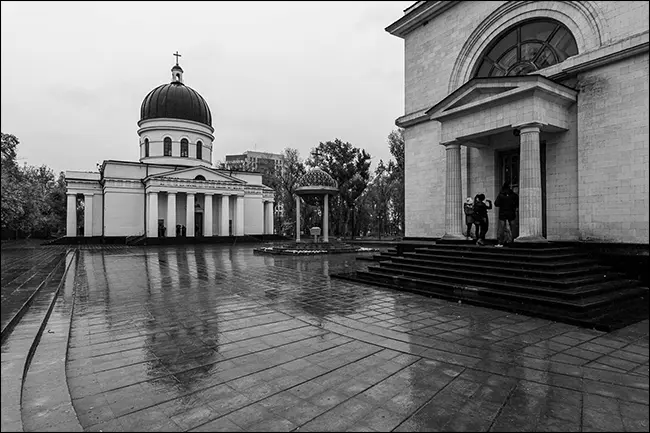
xmin=476 ymin=60 xmax=492 ymax=77
xmin=521 ymin=21 xmax=555 ymax=42
xmin=535 ymin=47 xmax=557 ymax=69
xmin=550 ymin=28 xmax=578 ymax=61
xmin=497 ymin=47 xmax=517 ymax=70
xmin=508 ymin=62 xmax=537 ymax=76
xmin=486 ymin=29 xmax=517 ymax=63
xmin=490 ymin=66 xmax=506 ymax=77
xmin=521 ymin=42 xmax=543 ymax=61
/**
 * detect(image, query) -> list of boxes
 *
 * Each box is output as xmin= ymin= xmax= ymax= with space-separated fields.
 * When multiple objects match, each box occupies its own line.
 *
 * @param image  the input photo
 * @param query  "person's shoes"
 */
xmin=477 ymin=239 xmax=485 ymax=246
xmin=494 ymin=244 xmax=503 ymax=247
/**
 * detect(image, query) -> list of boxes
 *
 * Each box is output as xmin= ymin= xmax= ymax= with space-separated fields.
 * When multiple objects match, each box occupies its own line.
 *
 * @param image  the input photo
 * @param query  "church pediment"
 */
xmin=147 ymin=166 xmax=247 ymax=184
xmin=426 ymin=75 xmax=577 ymax=120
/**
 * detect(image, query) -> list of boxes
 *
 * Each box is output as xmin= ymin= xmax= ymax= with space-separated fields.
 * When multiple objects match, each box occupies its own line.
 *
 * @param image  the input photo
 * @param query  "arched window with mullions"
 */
xmin=164 ymin=137 xmax=172 ymax=156
xmin=196 ymin=141 xmax=203 ymax=160
xmin=473 ymin=19 xmax=578 ymax=78
xmin=180 ymin=138 xmax=189 ymax=157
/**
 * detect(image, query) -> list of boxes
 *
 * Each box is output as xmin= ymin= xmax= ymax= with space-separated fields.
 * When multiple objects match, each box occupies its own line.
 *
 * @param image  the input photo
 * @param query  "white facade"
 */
xmin=65 ymin=62 xmax=275 ymax=239
xmin=388 ymin=1 xmax=649 ymax=244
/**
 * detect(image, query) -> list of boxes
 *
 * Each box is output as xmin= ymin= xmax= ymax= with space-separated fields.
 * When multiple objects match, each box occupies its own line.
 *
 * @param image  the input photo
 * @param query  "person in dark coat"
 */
xmin=473 ymin=193 xmax=492 ymax=246
xmin=494 ymin=181 xmax=519 ymax=246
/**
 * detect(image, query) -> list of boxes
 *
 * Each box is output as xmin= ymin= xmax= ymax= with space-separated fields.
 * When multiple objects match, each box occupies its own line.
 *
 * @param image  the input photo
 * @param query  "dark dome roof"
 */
xmin=295 ymin=168 xmax=338 ymax=195
xmin=140 ymin=82 xmax=212 ymax=127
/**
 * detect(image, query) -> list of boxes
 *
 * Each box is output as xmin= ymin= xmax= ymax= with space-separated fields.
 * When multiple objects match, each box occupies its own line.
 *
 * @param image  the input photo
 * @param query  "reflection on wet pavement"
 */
xmin=64 ymin=245 xmax=648 ymax=432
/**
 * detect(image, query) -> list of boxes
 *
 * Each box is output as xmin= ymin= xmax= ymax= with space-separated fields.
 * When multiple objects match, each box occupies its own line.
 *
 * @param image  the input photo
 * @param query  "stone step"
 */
xmin=386 ymin=255 xmax=608 ymax=279
xmin=349 ymin=270 xmax=648 ymax=330
xmin=414 ymin=246 xmax=590 ymax=261
xmin=21 ymin=252 xmax=82 ymax=432
xmin=371 ymin=261 xmax=619 ymax=290
xmin=400 ymin=251 xmax=597 ymax=269
xmin=0 ymin=251 xmax=73 ymax=433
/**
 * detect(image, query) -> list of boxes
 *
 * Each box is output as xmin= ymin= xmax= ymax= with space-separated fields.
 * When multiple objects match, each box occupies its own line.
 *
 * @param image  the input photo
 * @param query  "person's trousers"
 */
xmin=478 ymin=219 xmax=489 ymax=240
xmin=497 ymin=219 xmax=514 ymax=244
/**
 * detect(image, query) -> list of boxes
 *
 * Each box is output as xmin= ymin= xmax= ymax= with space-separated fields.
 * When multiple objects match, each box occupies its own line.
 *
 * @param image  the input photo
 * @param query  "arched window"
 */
xmin=163 ymin=137 xmax=172 ymax=156
xmin=144 ymin=138 xmax=149 ymax=157
xmin=194 ymin=175 xmax=206 ymax=181
xmin=196 ymin=141 xmax=203 ymax=160
xmin=473 ymin=19 xmax=578 ymax=78
xmin=180 ymin=138 xmax=189 ymax=157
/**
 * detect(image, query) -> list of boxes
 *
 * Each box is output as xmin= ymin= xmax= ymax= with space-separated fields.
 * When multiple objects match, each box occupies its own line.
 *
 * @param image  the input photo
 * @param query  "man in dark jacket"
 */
xmin=473 ymin=194 xmax=492 ymax=246
xmin=494 ymin=182 xmax=519 ymax=246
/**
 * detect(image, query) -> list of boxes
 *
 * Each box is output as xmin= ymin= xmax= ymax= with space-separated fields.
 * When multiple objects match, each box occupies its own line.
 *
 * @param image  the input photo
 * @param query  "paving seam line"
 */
xmin=0 ymin=250 xmax=69 ymax=344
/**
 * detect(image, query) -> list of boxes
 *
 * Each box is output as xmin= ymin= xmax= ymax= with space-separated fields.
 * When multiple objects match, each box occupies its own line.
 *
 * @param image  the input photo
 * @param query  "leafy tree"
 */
xmin=387 ymin=128 xmax=405 ymax=235
xmin=1 ymin=133 xmax=66 ymax=238
xmin=270 ymin=148 xmax=306 ymax=236
xmin=306 ymin=139 xmax=371 ymax=237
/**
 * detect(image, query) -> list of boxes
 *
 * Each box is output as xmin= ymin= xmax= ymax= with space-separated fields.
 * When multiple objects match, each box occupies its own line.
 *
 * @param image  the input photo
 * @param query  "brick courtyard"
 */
xmin=2 ymin=243 xmax=648 ymax=432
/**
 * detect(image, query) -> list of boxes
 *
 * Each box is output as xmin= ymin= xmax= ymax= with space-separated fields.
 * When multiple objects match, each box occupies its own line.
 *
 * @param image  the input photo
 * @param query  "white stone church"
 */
xmin=388 ymin=1 xmax=649 ymax=245
xmin=65 ymin=60 xmax=275 ymax=239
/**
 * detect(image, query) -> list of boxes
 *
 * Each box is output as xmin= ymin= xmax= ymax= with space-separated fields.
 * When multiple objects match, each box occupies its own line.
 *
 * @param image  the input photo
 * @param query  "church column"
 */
xmin=515 ymin=123 xmax=547 ymax=243
xmin=84 ymin=194 xmax=94 ymax=237
xmin=66 ymin=193 xmax=77 ymax=237
xmin=204 ymin=193 xmax=213 ymax=237
xmin=295 ymin=195 xmax=301 ymax=242
xmin=235 ymin=195 xmax=245 ymax=236
xmin=323 ymin=194 xmax=329 ymax=242
xmin=186 ymin=193 xmax=195 ymax=237
xmin=442 ymin=142 xmax=465 ymax=239
xmin=147 ymin=192 xmax=158 ymax=237
xmin=266 ymin=201 xmax=274 ymax=235
xmin=220 ymin=195 xmax=230 ymax=236
xmin=167 ymin=192 xmax=176 ymax=237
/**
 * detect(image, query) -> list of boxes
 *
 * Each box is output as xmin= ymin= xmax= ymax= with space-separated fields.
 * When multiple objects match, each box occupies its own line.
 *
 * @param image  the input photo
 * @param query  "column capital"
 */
xmin=186 ymin=192 xmax=195 ymax=197
xmin=441 ymin=141 xmax=461 ymax=150
xmin=514 ymin=122 xmax=546 ymax=134
xmin=167 ymin=191 xmax=177 ymax=196
xmin=83 ymin=192 xmax=94 ymax=197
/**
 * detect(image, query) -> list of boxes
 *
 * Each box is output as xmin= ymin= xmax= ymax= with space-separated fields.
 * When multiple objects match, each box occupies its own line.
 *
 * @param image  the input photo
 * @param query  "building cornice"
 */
xmin=385 ymin=1 xmax=458 ymax=39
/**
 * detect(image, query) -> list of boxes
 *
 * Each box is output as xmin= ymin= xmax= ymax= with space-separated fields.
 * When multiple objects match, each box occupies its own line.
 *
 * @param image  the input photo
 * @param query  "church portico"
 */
xmin=426 ymin=75 xmax=577 ymax=243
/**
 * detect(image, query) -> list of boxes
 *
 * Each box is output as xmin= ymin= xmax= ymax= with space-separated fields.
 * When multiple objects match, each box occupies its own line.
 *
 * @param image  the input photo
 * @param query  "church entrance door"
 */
xmin=498 ymin=141 xmax=547 ymax=238
xmin=195 ymin=212 xmax=203 ymax=237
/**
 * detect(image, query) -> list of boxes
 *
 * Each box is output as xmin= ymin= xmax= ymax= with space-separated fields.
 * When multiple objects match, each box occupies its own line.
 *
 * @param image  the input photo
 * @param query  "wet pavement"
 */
xmin=3 ymin=243 xmax=649 ymax=432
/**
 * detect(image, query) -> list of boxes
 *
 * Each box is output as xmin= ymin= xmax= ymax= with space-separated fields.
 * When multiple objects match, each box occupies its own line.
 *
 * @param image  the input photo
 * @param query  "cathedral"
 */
xmin=388 ymin=1 xmax=649 ymax=246
xmin=65 ymin=58 xmax=275 ymax=240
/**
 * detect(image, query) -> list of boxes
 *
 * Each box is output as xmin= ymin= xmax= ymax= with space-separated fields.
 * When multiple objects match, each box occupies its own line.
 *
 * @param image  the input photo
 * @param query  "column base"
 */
xmin=441 ymin=233 xmax=467 ymax=241
xmin=514 ymin=235 xmax=549 ymax=243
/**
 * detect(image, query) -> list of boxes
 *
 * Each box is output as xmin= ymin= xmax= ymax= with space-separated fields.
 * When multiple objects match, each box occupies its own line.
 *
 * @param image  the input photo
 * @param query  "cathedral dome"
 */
xmin=140 ymin=70 xmax=212 ymax=127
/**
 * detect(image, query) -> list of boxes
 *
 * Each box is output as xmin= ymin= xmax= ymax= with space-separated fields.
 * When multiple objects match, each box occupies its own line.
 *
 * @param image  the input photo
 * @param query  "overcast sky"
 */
xmin=1 ymin=1 xmax=412 ymax=175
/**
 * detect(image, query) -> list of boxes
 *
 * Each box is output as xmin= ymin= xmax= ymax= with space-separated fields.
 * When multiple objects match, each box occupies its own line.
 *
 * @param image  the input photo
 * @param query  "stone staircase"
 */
xmin=332 ymin=242 xmax=649 ymax=331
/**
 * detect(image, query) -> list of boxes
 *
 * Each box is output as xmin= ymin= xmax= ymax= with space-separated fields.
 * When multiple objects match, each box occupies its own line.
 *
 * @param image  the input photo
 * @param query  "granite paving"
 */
xmin=3 ymin=243 xmax=649 ymax=432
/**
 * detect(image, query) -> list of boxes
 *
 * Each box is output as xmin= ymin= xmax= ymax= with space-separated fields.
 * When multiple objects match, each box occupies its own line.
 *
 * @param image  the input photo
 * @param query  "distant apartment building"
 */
xmin=224 ymin=151 xmax=285 ymax=215
xmin=224 ymin=151 xmax=284 ymax=176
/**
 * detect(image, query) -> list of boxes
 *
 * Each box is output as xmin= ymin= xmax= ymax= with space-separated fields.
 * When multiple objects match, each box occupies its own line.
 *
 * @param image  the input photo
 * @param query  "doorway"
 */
xmin=195 ymin=212 xmax=203 ymax=237
xmin=498 ymin=142 xmax=547 ymax=238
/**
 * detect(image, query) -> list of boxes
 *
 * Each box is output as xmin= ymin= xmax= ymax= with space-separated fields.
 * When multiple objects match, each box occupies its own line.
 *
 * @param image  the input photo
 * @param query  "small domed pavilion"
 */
xmin=294 ymin=168 xmax=338 ymax=242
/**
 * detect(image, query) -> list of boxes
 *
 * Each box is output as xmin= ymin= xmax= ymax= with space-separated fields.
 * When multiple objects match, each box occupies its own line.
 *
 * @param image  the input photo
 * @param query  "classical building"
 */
xmin=65 ymin=59 xmax=275 ymax=239
xmin=387 ymin=1 xmax=649 ymax=244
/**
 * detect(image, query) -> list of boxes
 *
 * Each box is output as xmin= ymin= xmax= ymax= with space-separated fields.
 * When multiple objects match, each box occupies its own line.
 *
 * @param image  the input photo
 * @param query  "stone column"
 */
xmin=66 ymin=193 xmax=77 ymax=237
xmin=323 ymin=194 xmax=329 ymax=242
xmin=204 ymin=194 xmax=213 ymax=237
xmin=295 ymin=195 xmax=301 ymax=242
xmin=266 ymin=201 xmax=274 ymax=235
xmin=167 ymin=192 xmax=176 ymax=237
xmin=221 ymin=195 xmax=230 ymax=236
xmin=84 ymin=194 xmax=94 ymax=237
xmin=147 ymin=192 xmax=158 ymax=237
xmin=515 ymin=123 xmax=547 ymax=243
xmin=186 ymin=193 xmax=195 ymax=237
xmin=442 ymin=142 xmax=465 ymax=240
xmin=235 ymin=196 xmax=245 ymax=235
